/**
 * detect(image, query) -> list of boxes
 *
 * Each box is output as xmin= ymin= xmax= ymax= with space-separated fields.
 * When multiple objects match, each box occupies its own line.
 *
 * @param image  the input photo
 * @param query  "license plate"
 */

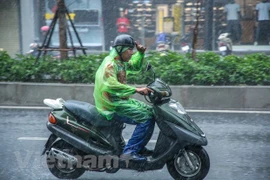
xmin=182 ymin=45 xmax=190 ymax=51
xmin=219 ymin=46 xmax=227 ymax=51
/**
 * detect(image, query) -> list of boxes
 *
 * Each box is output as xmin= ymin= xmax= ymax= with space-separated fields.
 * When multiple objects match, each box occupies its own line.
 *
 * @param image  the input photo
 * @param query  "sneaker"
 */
xmin=120 ymin=151 xmax=146 ymax=162
xmin=254 ymin=41 xmax=258 ymax=46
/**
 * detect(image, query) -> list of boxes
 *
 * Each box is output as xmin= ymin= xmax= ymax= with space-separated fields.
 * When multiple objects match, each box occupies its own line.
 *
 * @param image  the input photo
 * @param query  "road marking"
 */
xmin=17 ymin=137 xmax=158 ymax=143
xmin=1 ymin=106 xmax=270 ymax=114
xmin=0 ymin=106 xmax=50 ymax=110
xmin=18 ymin=137 xmax=48 ymax=141
xmin=186 ymin=109 xmax=270 ymax=114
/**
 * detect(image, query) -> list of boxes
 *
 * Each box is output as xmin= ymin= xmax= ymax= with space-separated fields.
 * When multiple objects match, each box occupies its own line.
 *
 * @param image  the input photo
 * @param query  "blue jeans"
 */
xmin=256 ymin=20 xmax=270 ymax=43
xmin=113 ymin=113 xmax=155 ymax=154
xmin=226 ymin=20 xmax=241 ymax=42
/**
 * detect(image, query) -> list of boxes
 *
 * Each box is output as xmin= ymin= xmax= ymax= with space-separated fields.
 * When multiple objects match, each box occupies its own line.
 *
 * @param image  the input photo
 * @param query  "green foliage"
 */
xmin=0 ymin=51 xmax=14 ymax=80
xmin=0 ymin=51 xmax=269 ymax=85
xmin=58 ymin=54 xmax=104 ymax=83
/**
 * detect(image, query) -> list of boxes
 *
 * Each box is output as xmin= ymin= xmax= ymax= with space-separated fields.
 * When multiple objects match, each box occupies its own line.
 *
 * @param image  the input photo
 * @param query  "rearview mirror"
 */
xmin=145 ymin=62 xmax=156 ymax=80
xmin=145 ymin=62 xmax=152 ymax=72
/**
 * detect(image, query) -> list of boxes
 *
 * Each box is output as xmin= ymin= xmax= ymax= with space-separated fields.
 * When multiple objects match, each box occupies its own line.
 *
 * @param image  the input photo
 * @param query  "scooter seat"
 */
xmin=63 ymin=100 xmax=114 ymax=127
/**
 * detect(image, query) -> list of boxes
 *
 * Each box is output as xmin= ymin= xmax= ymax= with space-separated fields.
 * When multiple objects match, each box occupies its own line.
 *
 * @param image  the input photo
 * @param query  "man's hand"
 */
xmin=135 ymin=87 xmax=153 ymax=95
xmin=135 ymin=42 xmax=146 ymax=54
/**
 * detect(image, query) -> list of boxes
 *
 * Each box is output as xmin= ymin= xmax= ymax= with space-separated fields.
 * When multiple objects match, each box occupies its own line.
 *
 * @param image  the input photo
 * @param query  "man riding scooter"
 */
xmin=42 ymin=34 xmax=210 ymax=179
xmin=93 ymin=34 xmax=155 ymax=161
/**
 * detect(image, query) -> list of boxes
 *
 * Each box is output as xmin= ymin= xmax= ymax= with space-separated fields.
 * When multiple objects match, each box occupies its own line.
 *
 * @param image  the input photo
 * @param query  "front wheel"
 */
xmin=167 ymin=146 xmax=210 ymax=180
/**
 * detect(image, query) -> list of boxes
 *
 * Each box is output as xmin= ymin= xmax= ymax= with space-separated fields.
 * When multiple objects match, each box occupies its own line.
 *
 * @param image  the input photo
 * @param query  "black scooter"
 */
xmin=42 ymin=64 xmax=210 ymax=179
xmin=217 ymin=33 xmax=232 ymax=56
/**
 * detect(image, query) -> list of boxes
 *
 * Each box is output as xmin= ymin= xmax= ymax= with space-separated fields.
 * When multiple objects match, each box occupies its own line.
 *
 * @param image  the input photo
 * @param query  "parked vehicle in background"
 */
xmin=180 ymin=34 xmax=192 ymax=53
xmin=155 ymin=32 xmax=171 ymax=52
xmin=26 ymin=42 xmax=39 ymax=57
xmin=217 ymin=33 xmax=232 ymax=56
xmin=155 ymin=32 xmax=179 ymax=53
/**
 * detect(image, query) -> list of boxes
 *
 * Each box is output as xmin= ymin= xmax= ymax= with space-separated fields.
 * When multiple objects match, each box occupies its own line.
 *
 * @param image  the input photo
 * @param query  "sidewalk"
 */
xmin=85 ymin=45 xmax=269 ymax=55
xmin=195 ymin=45 xmax=270 ymax=55
xmin=232 ymin=45 xmax=270 ymax=54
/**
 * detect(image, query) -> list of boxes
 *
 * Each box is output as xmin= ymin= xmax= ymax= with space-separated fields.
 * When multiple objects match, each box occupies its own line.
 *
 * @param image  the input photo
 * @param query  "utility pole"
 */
xmin=141 ymin=17 xmax=145 ymax=46
xmin=57 ymin=0 xmax=68 ymax=60
xmin=204 ymin=0 xmax=214 ymax=51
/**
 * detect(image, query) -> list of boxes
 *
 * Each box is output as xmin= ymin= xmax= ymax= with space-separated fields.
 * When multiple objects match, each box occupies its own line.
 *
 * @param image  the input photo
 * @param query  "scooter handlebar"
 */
xmin=148 ymin=87 xmax=170 ymax=98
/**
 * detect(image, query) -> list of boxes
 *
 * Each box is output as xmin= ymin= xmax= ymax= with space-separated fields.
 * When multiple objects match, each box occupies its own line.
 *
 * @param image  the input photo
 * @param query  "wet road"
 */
xmin=0 ymin=108 xmax=269 ymax=180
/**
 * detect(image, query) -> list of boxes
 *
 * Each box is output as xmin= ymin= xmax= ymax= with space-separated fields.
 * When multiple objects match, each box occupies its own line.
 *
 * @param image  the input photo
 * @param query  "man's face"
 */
xmin=121 ymin=48 xmax=133 ymax=62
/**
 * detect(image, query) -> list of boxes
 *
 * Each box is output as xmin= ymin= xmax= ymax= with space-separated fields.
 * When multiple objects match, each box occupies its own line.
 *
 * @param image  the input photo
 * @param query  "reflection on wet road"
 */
xmin=0 ymin=109 xmax=269 ymax=180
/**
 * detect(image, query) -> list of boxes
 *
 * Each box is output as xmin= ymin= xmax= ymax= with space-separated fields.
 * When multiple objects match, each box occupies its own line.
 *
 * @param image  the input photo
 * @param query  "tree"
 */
xmin=191 ymin=0 xmax=203 ymax=60
xmin=57 ymin=0 xmax=68 ymax=60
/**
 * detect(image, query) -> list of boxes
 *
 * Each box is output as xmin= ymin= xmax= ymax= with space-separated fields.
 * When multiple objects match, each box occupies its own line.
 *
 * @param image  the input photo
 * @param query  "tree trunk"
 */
xmin=57 ymin=0 xmax=68 ymax=60
xmin=191 ymin=0 xmax=202 ymax=60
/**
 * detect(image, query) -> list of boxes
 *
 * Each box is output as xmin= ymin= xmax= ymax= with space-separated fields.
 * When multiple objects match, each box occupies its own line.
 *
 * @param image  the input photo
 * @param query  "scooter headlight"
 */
xmin=168 ymin=101 xmax=186 ymax=114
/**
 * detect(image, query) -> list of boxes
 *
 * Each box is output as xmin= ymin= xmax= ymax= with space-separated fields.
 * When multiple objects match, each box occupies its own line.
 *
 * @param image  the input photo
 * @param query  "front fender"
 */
xmin=166 ymin=121 xmax=208 ymax=147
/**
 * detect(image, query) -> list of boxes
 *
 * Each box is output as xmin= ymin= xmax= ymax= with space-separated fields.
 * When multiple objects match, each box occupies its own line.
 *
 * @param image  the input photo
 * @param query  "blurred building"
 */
xmin=0 ymin=0 xmax=40 ymax=56
xmin=0 ymin=0 xmax=105 ymax=56
xmin=0 ymin=0 xmax=266 ymax=57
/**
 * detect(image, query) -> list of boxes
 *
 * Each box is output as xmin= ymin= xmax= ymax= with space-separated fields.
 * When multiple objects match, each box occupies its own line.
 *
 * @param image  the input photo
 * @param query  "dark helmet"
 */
xmin=112 ymin=34 xmax=135 ymax=49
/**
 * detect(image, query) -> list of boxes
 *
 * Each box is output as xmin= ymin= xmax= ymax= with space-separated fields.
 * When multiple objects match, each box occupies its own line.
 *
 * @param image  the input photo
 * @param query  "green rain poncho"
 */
xmin=93 ymin=48 xmax=153 ymax=123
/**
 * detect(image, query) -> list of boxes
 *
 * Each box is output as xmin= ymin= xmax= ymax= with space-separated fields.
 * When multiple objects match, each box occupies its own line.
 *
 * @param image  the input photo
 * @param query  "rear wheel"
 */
xmin=46 ymin=140 xmax=85 ymax=179
xmin=167 ymin=146 xmax=210 ymax=180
